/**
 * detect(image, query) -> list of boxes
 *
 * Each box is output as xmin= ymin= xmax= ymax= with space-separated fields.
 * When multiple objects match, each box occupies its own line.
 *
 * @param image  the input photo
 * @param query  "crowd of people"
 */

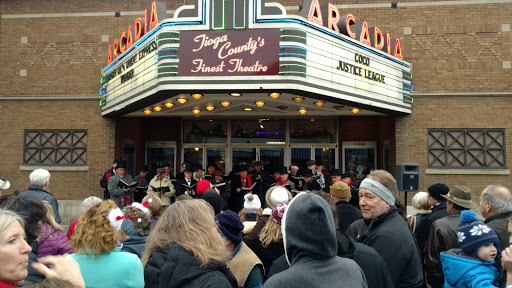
xmin=2 ymin=161 xmax=512 ymax=287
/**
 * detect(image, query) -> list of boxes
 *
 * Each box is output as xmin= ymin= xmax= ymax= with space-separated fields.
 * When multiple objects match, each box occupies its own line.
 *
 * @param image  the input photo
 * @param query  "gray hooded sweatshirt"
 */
xmin=264 ymin=192 xmax=368 ymax=288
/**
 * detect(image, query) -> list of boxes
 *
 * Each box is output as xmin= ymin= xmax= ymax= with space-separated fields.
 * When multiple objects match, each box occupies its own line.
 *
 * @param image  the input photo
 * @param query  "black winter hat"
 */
xmin=115 ymin=161 xmax=127 ymax=169
xmin=215 ymin=211 xmax=244 ymax=244
xmin=428 ymin=183 xmax=450 ymax=201
xmin=201 ymin=192 xmax=222 ymax=215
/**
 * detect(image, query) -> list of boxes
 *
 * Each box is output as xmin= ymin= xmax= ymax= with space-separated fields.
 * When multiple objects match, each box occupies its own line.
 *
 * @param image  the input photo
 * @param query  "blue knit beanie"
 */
xmin=458 ymin=210 xmax=501 ymax=258
xmin=121 ymin=218 xmax=141 ymax=237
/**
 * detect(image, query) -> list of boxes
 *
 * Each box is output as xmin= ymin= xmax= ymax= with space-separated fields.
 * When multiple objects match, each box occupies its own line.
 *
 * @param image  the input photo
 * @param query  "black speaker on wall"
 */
xmin=395 ymin=164 xmax=419 ymax=191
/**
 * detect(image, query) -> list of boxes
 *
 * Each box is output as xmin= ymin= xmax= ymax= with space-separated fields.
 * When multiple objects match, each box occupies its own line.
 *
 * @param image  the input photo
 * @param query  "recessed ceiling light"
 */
xmin=192 ymin=109 xmax=201 ymax=114
xmin=298 ymin=108 xmax=307 ymax=114
xmin=351 ymin=108 xmax=360 ymax=114
xmin=206 ymin=105 xmax=215 ymax=111
xmin=230 ymin=92 xmax=242 ymax=97
xmin=165 ymin=102 xmax=174 ymax=108
xmin=153 ymin=105 xmax=162 ymax=112
xmin=255 ymin=101 xmax=265 ymax=107
xmin=220 ymin=101 xmax=230 ymax=107
xmin=314 ymin=101 xmax=325 ymax=107
xmin=192 ymin=93 xmax=203 ymax=99
xmin=293 ymin=97 xmax=304 ymax=103
xmin=244 ymin=108 xmax=253 ymax=111
xmin=143 ymin=109 xmax=151 ymax=115
xmin=177 ymin=98 xmax=187 ymax=104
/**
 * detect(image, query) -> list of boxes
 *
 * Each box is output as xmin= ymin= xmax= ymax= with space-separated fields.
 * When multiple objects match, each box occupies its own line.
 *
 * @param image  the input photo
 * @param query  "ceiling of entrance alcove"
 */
xmin=124 ymin=91 xmax=385 ymax=118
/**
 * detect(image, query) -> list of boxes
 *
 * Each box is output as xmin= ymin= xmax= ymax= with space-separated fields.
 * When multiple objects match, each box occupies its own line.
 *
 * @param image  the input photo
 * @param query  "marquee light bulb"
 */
xmin=269 ymin=92 xmax=280 ymax=99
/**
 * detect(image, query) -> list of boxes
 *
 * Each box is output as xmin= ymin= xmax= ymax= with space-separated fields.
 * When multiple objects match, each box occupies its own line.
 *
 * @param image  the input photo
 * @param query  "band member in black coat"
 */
xmin=342 ymin=172 xmax=360 ymax=209
xmin=276 ymin=166 xmax=295 ymax=193
xmin=229 ymin=165 xmax=253 ymax=213
xmin=301 ymin=169 xmax=321 ymax=192
xmin=176 ymin=164 xmax=198 ymax=198
xmin=251 ymin=161 xmax=269 ymax=208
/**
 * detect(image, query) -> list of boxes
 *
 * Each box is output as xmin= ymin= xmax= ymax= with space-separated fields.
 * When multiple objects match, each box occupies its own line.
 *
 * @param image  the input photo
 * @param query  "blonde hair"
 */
xmin=142 ymin=200 xmax=231 ymax=267
xmin=142 ymin=194 xmax=162 ymax=219
xmin=0 ymin=209 xmax=25 ymax=235
xmin=238 ymin=207 xmax=263 ymax=223
xmin=259 ymin=218 xmax=283 ymax=248
xmin=42 ymin=201 xmax=63 ymax=232
xmin=412 ymin=192 xmax=431 ymax=211
xmin=70 ymin=200 xmax=118 ymax=256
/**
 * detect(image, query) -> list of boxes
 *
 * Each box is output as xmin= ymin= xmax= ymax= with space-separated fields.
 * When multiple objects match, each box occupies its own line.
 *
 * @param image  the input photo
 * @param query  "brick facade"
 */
xmin=1 ymin=0 xmax=511 ymax=201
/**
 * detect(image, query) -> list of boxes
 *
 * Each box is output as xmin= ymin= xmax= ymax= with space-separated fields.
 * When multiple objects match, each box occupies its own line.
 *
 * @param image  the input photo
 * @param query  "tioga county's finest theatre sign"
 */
xmin=179 ymin=29 xmax=279 ymax=76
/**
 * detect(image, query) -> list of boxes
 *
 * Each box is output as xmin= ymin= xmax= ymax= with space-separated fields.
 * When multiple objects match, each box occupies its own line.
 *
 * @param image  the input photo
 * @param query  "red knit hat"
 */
xmin=197 ymin=179 xmax=212 ymax=195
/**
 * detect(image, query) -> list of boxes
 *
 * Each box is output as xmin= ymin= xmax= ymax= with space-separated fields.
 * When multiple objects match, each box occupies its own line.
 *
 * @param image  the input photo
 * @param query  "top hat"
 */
xmin=330 ymin=169 xmax=342 ymax=176
xmin=441 ymin=185 xmax=477 ymax=209
xmin=184 ymin=164 xmax=194 ymax=173
xmin=302 ymin=169 xmax=314 ymax=177
xmin=277 ymin=166 xmax=289 ymax=175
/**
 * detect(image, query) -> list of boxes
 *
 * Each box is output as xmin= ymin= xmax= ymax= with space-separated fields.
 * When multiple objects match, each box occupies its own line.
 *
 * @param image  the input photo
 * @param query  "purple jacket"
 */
xmin=38 ymin=223 xmax=73 ymax=258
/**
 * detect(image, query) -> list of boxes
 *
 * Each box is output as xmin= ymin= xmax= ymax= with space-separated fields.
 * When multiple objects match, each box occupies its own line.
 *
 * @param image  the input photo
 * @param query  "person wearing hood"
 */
xmin=143 ymin=200 xmax=237 ymax=288
xmin=347 ymin=170 xmax=425 ymax=288
xmin=440 ymin=210 xmax=500 ymax=287
xmin=264 ymin=192 xmax=367 ymax=288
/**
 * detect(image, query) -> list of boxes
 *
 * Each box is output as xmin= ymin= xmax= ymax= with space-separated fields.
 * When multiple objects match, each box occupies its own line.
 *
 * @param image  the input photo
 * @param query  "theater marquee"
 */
xmin=100 ymin=0 xmax=412 ymax=115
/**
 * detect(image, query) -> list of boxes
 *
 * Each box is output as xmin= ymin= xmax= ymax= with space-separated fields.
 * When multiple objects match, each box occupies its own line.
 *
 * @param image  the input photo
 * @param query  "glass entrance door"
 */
xmin=146 ymin=141 xmax=176 ymax=178
xmin=259 ymin=148 xmax=284 ymax=172
xmin=232 ymin=148 xmax=256 ymax=171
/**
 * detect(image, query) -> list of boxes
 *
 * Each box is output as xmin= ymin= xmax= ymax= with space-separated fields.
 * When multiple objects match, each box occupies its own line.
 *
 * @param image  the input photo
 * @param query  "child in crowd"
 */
xmin=440 ymin=210 xmax=500 ymax=288
xmin=239 ymin=194 xmax=263 ymax=235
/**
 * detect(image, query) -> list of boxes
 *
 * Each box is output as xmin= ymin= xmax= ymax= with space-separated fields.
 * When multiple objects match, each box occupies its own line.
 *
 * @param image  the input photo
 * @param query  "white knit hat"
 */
xmin=271 ymin=187 xmax=289 ymax=206
xmin=0 ymin=178 xmax=10 ymax=190
xmin=244 ymin=194 xmax=261 ymax=209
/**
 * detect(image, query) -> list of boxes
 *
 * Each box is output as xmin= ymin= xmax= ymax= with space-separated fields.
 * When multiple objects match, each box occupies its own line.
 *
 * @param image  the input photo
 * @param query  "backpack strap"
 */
xmin=408 ymin=215 xmax=417 ymax=233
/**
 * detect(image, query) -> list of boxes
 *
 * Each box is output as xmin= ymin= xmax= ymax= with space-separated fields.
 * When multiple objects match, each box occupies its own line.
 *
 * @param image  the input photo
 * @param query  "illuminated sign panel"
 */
xmin=306 ymin=31 xmax=406 ymax=100
xmin=179 ymin=29 xmax=279 ymax=76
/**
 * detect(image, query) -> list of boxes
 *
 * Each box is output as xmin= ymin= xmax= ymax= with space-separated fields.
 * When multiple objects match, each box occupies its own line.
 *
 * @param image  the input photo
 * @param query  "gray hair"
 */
xmin=0 ymin=209 xmax=25 ymax=236
xmin=81 ymin=196 xmax=103 ymax=213
xmin=29 ymin=168 xmax=51 ymax=188
xmin=484 ymin=185 xmax=512 ymax=213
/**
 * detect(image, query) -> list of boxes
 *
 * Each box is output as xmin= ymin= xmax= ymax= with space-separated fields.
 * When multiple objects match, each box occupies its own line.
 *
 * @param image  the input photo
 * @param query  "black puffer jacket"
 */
xmin=144 ymin=242 xmax=237 ymax=288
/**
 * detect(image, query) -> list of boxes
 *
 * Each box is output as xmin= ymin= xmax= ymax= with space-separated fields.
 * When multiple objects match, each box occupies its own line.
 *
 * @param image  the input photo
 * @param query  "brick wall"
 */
xmin=0 ymin=100 xmax=115 ymax=200
xmin=396 ymin=95 xmax=512 ymax=202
